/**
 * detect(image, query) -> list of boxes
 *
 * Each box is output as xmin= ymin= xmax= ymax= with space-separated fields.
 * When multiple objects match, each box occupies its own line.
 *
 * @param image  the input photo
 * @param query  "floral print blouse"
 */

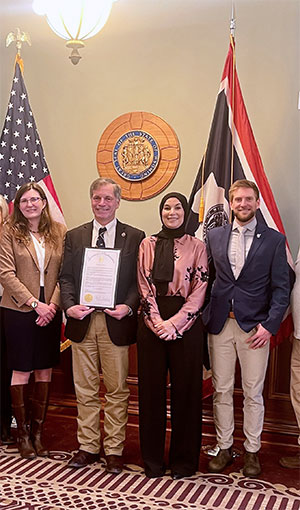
xmin=137 ymin=234 xmax=209 ymax=336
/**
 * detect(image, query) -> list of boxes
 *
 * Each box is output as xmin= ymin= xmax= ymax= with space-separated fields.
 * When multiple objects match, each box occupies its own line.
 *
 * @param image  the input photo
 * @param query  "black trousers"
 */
xmin=137 ymin=296 xmax=203 ymax=477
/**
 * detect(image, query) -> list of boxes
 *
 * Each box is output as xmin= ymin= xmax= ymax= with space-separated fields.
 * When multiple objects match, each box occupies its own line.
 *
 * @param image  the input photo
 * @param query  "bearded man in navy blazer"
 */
xmin=60 ymin=178 xmax=145 ymax=474
xmin=203 ymin=179 xmax=290 ymax=478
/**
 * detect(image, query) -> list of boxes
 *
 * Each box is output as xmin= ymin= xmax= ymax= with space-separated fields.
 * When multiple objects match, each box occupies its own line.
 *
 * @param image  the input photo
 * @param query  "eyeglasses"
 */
xmin=19 ymin=197 xmax=43 ymax=205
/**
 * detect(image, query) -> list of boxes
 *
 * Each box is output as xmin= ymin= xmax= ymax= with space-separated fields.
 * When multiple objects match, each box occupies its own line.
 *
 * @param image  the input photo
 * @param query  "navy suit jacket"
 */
xmin=202 ymin=221 xmax=290 ymax=335
xmin=59 ymin=220 xmax=145 ymax=345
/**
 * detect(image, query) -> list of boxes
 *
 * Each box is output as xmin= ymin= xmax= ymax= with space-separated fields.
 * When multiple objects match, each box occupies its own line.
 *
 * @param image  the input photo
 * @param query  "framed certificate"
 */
xmin=79 ymin=247 xmax=121 ymax=309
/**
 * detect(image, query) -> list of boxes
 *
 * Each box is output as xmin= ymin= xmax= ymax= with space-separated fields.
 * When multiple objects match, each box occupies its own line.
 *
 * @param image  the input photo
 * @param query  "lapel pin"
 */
xmin=256 ymin=233 xmax=261 ymax=238
xmin=121 ymin=232 xmax=126 ymax=237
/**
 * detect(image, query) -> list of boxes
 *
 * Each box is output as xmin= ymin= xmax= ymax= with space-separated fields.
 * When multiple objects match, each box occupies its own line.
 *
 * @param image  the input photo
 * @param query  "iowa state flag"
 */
xmin=186 ymin=36 xmax=294 ymax=349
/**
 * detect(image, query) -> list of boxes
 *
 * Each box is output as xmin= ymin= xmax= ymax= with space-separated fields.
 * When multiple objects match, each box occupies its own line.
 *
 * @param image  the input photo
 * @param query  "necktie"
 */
xmin=235 ymin=226 xmax=246 ymax=278
xmin=96 ymin=227 xmax=106 ymax=248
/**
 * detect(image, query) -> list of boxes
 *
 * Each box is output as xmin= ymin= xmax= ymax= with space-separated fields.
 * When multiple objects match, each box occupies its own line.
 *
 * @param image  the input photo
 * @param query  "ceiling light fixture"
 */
xmin=32 ymin=0 xmax=117 ymax=65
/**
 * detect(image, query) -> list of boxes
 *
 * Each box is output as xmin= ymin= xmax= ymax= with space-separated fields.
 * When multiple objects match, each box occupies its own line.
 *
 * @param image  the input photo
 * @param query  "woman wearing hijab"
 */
xmin=137 ymin=192 xmax=208 ymax=479
xmin=0 ymin=183 xmax=66 ymax=459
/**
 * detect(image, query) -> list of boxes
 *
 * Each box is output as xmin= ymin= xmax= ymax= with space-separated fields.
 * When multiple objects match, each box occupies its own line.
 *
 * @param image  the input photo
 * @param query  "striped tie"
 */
xmin=96 ymin=227 xmax=106 ymax=248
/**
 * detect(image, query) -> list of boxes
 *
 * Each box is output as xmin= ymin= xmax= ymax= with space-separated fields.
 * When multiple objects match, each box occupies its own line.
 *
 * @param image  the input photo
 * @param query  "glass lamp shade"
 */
xmin=32 ymin=0 xmax=115 ymax=64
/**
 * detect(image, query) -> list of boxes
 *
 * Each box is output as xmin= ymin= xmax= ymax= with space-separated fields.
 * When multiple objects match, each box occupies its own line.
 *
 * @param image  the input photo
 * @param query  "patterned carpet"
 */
xmin=0 ymin=446 xmax=299 ymax=510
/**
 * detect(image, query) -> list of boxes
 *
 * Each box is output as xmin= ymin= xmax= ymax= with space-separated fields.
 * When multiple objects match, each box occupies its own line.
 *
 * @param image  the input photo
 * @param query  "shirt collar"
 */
xmin=93 ymin=217 xmax=117 ymax=233
xmin=232 ymin=216 xmax=257 ymax=232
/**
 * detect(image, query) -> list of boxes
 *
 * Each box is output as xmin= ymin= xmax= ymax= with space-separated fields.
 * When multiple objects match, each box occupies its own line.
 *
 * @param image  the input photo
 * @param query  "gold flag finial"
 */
xmin=6 ymin=28 xmax=31 ymax=56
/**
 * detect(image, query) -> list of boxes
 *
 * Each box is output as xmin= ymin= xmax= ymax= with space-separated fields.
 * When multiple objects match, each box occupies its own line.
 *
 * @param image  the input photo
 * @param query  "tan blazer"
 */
xmin=0 ymin=222 xmax=66 ymax=312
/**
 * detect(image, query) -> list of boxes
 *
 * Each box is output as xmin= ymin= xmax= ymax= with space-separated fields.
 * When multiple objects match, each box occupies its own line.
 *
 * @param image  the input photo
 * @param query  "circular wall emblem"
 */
xmin=113 ymin=131 xmax=160 ymax=181
xmin=97 ymin=112 xmax=180 ymax=201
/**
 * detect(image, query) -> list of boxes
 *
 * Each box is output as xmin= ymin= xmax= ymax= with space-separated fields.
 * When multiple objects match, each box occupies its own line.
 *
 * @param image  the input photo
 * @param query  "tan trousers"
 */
xmin=71 ymin=312 xmax=129 ymax=456
xmin=208 ymin=318 xmax=270 ymax=453
xmin=291 ymin=338 xmax=300 ymax=446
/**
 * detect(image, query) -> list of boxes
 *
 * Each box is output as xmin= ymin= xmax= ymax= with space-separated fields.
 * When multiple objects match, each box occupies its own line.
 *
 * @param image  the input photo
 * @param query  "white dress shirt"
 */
xmin=92 ymin=218 xmax=117 ymax=248
xmin=30 ymin=233 xmax=45 ymax=286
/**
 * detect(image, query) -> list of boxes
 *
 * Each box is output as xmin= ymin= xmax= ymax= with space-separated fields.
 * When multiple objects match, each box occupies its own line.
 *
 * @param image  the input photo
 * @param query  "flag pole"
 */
xmin=229 ymin=3 xmax=236 ymax=222
xmin=198 ymin=3 xmax=236 ymax=225
xmin=198 ymin=150 xmax=206 ymax=223
xmin=230 ymin=2 xmax=236 ymax=38
xmin=6 ymin=28 xmax=31 ymax=73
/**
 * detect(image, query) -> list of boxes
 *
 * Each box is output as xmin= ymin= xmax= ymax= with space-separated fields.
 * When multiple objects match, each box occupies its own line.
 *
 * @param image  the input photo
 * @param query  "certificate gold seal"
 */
xmin=84 ymin=293 xmax=93 ymax=303
xmin=97 ymin=111 xmax=180 ymax=201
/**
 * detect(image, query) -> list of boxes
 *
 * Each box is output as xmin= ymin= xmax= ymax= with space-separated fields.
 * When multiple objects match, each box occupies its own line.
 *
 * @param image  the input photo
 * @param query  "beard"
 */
xmin=234 ymin=210 xmax=256 ymax=224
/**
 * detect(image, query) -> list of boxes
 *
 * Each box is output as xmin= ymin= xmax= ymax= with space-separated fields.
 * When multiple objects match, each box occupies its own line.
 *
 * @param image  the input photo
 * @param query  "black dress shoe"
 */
xmin=67 ymin=450 xmax=99 ymax=468
xmin=1 ymin=434 xmax=15 ymax=445
xmin=145 ymin=470 xmax=165 ymax=478
xmin=171 ymin=472 xmax=184 ymax=480
xmin=105 ymin=454 xmax=123 ymax=474
xmin=171 ymin=471 xmax=194 ymax=480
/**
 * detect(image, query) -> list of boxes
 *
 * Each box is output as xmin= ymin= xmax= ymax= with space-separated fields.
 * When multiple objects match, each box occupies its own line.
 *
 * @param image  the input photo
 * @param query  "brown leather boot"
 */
xmin=279 ymin=455 xmax=300 ymax=469
xmin=208 ymin=447 xmax=233 ymax=473
xmin=10 ymin=385 xmax=36 ymax=459
xmin=243 ymin=451 xmax=261 ymax=477
xmin=31 ymin=382 xmax=50 ymax=457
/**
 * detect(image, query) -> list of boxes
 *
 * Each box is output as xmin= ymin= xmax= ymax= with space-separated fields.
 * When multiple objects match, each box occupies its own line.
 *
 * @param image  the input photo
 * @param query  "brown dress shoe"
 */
xmin=67 ymin=450 xmax=99 ymax=468
xmin=279 ymin=455 xmax=300 ymax=469
xmin=208 ymin=448 xmax=233 ymax=473
xmin=243 ymin=452 xmax=261 ymax=477
xmin=106 ymin=454 xmax=123 ymax=474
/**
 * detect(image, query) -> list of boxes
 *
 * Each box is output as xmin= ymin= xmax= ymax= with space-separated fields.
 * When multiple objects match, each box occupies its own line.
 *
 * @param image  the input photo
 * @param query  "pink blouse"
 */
xmin=137 ymin=234 xmax=208 ymax=336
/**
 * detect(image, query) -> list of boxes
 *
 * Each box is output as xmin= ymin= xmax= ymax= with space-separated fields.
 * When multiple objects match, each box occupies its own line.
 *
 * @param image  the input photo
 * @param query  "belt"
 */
xmin=228 ymin=311 xmax=235 ymax=319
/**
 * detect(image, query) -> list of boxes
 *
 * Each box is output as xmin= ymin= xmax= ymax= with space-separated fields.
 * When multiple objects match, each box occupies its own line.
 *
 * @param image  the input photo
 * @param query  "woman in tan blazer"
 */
xmin=0 ymin=183 xmax=66 ymax=459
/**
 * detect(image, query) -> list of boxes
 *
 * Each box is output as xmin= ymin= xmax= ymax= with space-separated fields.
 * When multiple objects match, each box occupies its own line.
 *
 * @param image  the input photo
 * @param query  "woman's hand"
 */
xmin=35 ymin=302 xmax=56 ymax=327
xmin=49 ymin=302 xmax=58 ymax=313
xmin=36 ymin=316 xmax=50 ymax=327
xmin=154 ymin=319 xmax=177 ymax=341
xmin=36 ymin=302 xmax=58 ymax=327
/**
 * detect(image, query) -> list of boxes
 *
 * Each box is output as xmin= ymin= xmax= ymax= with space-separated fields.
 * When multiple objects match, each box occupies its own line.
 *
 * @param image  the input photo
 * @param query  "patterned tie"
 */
xmin=96 ymin=227 xmax=106 ymax=248
xmin=235 ymin=226 xmax=246 ymax=278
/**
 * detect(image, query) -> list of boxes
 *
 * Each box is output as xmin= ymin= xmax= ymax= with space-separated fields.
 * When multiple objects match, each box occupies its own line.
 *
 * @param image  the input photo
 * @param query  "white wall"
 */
xmin=0 ymin=0 xmax=299 ymax=258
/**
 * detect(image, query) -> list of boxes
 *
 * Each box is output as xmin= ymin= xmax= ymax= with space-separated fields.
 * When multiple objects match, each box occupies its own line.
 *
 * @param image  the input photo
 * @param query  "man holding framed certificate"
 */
xmin=60 ymin=178 xmax=145 ymax=474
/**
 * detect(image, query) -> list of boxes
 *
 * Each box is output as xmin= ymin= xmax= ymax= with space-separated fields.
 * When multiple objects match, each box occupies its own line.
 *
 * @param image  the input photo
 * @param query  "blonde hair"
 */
xmin=229 ymin=179 xmax=259 ymax=202
xmin=0 ymin=195 xmax=9 ymax=225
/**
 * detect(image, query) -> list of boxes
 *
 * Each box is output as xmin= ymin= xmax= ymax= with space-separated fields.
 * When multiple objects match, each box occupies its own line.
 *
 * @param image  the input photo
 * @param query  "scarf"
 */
xmin=152 ymin=192 xmax=188 ymax=296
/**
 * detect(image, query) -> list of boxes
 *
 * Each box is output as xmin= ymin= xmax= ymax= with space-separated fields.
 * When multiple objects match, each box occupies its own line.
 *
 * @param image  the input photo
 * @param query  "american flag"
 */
xmin=0 ymin=57 xmax=64 ymax=223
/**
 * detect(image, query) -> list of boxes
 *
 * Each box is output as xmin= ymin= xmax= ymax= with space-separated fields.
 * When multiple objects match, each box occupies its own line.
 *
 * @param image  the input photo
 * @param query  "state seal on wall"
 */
xmin=97 ymin=112 xmax=180 ymax=201
xmin=113 ymin=131 xmax=160 ymax=182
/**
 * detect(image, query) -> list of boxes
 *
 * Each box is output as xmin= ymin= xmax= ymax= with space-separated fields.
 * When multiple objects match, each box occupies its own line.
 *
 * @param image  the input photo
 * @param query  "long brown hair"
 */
xmin=0 ymin=195 xmax=9 ymax=235
xmin=9 ymin=183 xmax=59 ymax=245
